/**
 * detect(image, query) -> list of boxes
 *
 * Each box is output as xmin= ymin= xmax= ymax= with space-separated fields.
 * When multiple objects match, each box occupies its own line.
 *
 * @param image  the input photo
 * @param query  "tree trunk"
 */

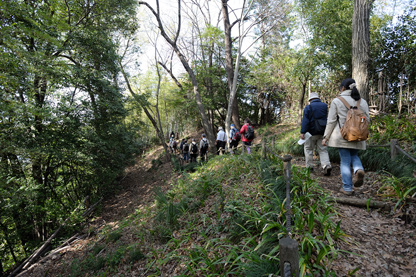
xmin=222 ymin=0 xmax=240 ymax=129
xmin=352 ymin=0 xmax=373 ymax=102
xmin=298 ymin=83 xmax=307 ymax=126
xmin=138 ymin=0 xmax=216 ymax=150
xmin=119 ymin=63 xmax=170 ymax=159
xmin=378 ymin=71 xmax=384 ymax=112
xmin=398 ymin=72 xmax=403 ymax=117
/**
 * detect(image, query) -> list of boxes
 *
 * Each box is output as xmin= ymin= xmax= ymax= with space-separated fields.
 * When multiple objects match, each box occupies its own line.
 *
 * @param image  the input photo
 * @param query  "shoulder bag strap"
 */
xmin=337 ymin=96 xmax=352 ymax=109
xmin=309 ymin=104 xmax=316 ymax=120
xmin=336 ymin=96 xmax=351 ymax=129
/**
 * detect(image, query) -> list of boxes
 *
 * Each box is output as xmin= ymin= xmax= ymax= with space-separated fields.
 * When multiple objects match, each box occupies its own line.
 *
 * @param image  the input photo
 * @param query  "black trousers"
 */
xmin=216 ymin=140 xmax=226 ymax=155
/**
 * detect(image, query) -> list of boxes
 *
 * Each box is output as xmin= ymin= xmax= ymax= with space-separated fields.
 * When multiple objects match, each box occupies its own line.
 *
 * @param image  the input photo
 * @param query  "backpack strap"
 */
xmin=337 ymin=96 xmax=352 ymax=109
xmin=309 ymin=104 xmax=317 ymax=121
xmin=337 ymin=96 xmax=361 ymax=109
xmin=336 ymin=96 xmax=362 ymax=129
xmin=337 ymin=97 xmax=350 ymax=129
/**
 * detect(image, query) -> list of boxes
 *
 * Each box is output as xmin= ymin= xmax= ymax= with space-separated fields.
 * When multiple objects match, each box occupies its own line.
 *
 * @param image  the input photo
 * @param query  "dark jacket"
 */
xmin=300 ymin=99 xmax=328 ymax=136
xmin=240 ymin=123 xmax=254 ymax=142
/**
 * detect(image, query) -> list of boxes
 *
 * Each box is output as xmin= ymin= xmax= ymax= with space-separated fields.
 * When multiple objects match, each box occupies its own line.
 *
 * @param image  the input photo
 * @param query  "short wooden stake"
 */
xmin=279 ymin=237 xmax=299 ymax=277
xmin=391 ymin=139 xmax=398 ymax=160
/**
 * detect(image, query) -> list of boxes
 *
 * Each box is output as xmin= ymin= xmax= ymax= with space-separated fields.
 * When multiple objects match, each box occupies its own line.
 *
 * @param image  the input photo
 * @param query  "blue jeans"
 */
xmin=183 ymin=152 xmax=189 ymax=162
xmin=338 ymin=148 xmax=364 ymax=191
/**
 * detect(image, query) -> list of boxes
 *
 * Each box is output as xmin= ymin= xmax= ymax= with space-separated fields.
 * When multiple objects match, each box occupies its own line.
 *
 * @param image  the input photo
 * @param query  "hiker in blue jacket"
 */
xmin=300 ymin=92 xmax=332 ymax=175
xmin=229 ymin=124 xmax=240 ymax=154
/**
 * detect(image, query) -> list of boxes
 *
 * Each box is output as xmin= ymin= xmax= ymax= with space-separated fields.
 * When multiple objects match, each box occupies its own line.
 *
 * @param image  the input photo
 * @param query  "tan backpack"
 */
xmin=337 ymin=97 xmax=369 ymax=142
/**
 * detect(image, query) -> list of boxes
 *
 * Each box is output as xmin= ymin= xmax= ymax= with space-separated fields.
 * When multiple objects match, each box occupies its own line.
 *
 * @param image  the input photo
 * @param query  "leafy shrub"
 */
xmin=106 ymin=231 xmax=122 ymax=243
xmin=151 ymin=157 xmax=163 ymax=168
xmin=107 ymin=247 xmax=126 ymax=268
xmin=92 ymin=244 xmax=105 ymax=255
xmin=370 ymin=114 xmax=416 ymax=144
xmin=127 ymin=245 xmax=145 ymax=262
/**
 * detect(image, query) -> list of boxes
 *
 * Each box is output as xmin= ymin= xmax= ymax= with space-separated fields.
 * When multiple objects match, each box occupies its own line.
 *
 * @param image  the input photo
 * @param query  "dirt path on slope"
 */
xmin=292 ymin=157 xmax=416 ymax=276
xmin=19 ymin=147 xmax=179 ymax=277
xmin=16 ymin=129 xmax=416 ymax=276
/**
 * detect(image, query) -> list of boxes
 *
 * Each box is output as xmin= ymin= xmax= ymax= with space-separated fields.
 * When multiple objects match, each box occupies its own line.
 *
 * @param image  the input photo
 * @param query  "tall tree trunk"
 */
xmin=119 ymin=63 xmax=170 ymax=160
xmin=352 ymin=0 xmax=373 ymax=102
xmin=378 ymin=71 xmax=384 ymax=112
xmin=139 ymin=0 xmax=216 ymax=148
xmin=298 ymin=83 xmax=307 ymax=126
xmin=222 ymin=0 xmax=240 ymax=129
xmin=398 ymin=72 xmax=403 ymax=117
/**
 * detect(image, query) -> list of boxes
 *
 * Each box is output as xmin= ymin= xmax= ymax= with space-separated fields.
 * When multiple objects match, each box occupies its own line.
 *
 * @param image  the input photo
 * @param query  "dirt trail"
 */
xmin=292 ymin=158 xmax=416 ymax=276
xmin=20 ymin=147 xmax=178 ymax=276
xmin=19 ymin=129 xmax=416 ymax=276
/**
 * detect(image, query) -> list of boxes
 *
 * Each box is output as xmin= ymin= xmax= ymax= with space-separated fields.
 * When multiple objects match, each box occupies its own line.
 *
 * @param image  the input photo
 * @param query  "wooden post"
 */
xmin=283 ymin=155 xmax=292 ymax=233
xmin=391 ymin=139 xmax=398 ymax=160
xmin=262 ymin=139 xmax=267 ymax=159
xmin=280 ymin=154 xmax=298 ymax=276
xmin=279 ymin=237 xmax=299 ymax=277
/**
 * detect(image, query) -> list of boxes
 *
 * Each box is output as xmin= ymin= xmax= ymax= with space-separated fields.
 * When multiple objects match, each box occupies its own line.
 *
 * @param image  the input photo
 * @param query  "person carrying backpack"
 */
xmin=168 ymin=135 xmax=175 ymax=153
xmin=229 ymin=124 xmax=240 ymax=154
xmin=240 ymin=118 xmax=254 ymax=154
xmin=182 ymin=139 xmax=190 ymax=162
xmin=190 ymin=139 xmax=199 ymax=162
xmin=199 ymin=134 xmax=209 ymax=161
xmin=172 ymin=139 xmax=178 ymax=154
xmin=216 ymin=126 xmax=227 ymax=155
xmin=322 ymin=78 xmax=370 ymax=196
xmin=300 ymin=92 xmax=332 ymax=176
xmin=179 ymin=138 xmax=186 ymax=154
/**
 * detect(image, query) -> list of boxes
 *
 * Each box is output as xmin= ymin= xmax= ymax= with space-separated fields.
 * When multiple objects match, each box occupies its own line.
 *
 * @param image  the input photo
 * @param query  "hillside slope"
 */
xmin=18 ymin=125 xmax=416 ymax=276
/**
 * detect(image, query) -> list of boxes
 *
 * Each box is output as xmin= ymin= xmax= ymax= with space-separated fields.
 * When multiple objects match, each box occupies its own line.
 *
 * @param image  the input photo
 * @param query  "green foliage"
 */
xmin=372 ymin=6 xmax=416 ymax=113
xmin=268 ymin=126 xmax=304 ymax=156
xmin=70 ymin=254 xmax=106 ymax=276
xmin=127 ymin=244 xmax=145 ymax=263
xmin=142 ymin=152 xmax=344 ymax=275
xmin=107 ymin=247 xmax=126 ymax=268
xmin=92 ymin=244 xmax=106 ymax=255
xmin=106 ymin=231 xmax=123 ymax=243
xmin=0 ymin=0 xmax=140 ymax=272
xmin=295 ymin=0 xmax=353 ymax=73
xmin=378 ymin=174 xmax=416 ymax=211
xmin=61 ymin=137 xmax=349 ymax=276
xmin=369 ymin=115 xmax=416 ymax=143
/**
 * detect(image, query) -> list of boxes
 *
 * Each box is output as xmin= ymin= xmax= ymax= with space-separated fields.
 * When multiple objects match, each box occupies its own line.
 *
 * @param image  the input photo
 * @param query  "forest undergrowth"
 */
xmin=18 ymin=119 xmax=416 ymax=276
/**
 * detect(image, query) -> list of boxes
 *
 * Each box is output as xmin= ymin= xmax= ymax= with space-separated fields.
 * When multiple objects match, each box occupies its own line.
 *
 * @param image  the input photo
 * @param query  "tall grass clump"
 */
xmin=145 ymin=151 xmax=346 ymax=276
xmin=267 ymin=126 xmax=304 ymax=156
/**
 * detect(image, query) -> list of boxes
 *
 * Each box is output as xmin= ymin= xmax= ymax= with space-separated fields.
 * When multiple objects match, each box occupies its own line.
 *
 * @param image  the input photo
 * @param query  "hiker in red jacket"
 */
xmin=240 ymin=118 xmax=254 ymax=154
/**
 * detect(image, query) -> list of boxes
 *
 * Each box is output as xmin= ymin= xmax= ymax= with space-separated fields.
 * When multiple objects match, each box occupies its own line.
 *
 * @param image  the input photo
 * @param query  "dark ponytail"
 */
xmin=340 ymin=78 xmax=360 ymax=101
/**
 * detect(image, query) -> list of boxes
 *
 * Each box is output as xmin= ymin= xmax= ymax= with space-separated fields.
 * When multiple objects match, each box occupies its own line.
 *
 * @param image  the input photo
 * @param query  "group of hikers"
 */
xmin=168 ymin=77 xmax=369 ymax=196
xmin=300 ymin=78 xmax=370 ymax=196
xmin=168 ymin=118 xmax=255 ymax=163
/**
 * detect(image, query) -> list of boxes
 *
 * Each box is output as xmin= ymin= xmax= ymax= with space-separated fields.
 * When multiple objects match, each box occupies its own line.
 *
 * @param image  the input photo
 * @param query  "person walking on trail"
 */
xmin=216 ymin=126 xmax=227 ymax=155
xmin=322 ymin=78 xmax=370 ymax=196
xmin=300 ymin=92 xmax=332 ymax=176
xmin=229 ymin=124 xmax=240 ymax=154
xmin=199 ymin=134 xmax=210 ymax=161
xmin=190 ymin=139 xmax=199 ymax=163
xmin=240 ymin=118 xmax=254 ymax=154
xmin=179 ymin=138 xmax=186 ymax=154
xmin=182 ymin=139 xmax=190 ymax=163
xmin=168 ymin=135 xmax=175 ymax=154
